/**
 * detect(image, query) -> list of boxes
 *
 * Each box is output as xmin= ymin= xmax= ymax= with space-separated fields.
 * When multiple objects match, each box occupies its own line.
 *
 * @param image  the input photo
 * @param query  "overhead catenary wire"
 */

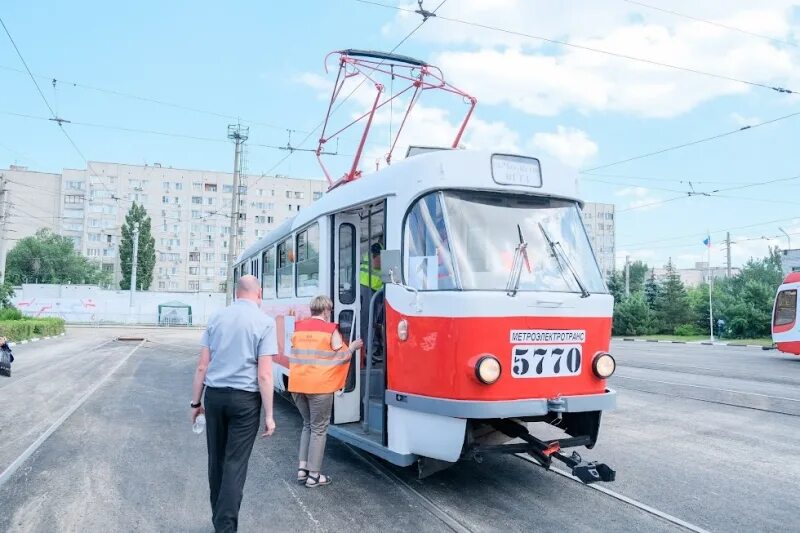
xmin=0 ymin=16 xmax=119 ymax=200
xmin=582 ymin=110 xmax=800 ymax=172
xmin=619 ymin=215 xmax=800 ymax=249
xmin=622 ymin=0 xmax=799 ymax=49
xmin=355 ymin=0 xmax=796 ymax=95
xmin=0 ymin=63 xmax=295 ymax=133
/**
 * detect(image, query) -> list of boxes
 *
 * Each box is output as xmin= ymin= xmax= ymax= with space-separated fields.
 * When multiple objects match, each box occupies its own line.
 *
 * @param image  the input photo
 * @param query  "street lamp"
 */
xmin=778 ymin=227 xmax=791 ymax=251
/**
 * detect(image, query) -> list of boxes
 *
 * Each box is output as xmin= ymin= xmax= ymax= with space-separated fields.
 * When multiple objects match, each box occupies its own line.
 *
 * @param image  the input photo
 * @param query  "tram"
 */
xmin=233 ymin=50 xmax=617 ymax=483
xmin=772 ymin=272 xmax=800 ymax=355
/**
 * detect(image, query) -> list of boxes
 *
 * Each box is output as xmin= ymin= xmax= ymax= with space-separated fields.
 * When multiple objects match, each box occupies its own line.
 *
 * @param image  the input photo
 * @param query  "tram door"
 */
xmin=332 ymin=213 xmax=361 ymax=424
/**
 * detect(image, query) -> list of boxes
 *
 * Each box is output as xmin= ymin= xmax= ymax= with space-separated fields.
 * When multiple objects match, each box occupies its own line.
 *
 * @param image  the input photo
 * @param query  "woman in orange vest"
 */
xmin=288 ymin=295 xmax=363 ymax=487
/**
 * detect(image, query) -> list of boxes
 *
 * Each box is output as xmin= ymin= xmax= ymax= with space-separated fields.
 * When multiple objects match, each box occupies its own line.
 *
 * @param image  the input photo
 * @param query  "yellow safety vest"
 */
xmin=360 ymin=254 xmax=383 ymax=291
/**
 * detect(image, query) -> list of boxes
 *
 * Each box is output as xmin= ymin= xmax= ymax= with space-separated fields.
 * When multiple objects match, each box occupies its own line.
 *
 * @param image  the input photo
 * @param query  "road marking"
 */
xmin=515 ymin=454 xmax=711 ymax=533
xmin=614 ymin=374 xmax=800 ymax=403
xmin=0 ymin=339 xmax=117 ymax=389
xmin=0 ymin=339 xmax=146 ymax=488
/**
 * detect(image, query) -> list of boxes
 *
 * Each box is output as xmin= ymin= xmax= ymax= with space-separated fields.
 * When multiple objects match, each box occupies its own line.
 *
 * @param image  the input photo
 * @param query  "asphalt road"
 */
xmin=0 ymin=329 xmax=797 ymax=532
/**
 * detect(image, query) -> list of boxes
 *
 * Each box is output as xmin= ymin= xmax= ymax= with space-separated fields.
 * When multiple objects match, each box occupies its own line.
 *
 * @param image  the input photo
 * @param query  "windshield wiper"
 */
xmin=505 ymin=224 xmax=532 ymax=297
xmin=538 ymin=222 xmax=590 ymax=298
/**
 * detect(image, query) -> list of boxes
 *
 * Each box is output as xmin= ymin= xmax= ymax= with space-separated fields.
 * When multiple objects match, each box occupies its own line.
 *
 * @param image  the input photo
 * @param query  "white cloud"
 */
xmin=730 ymin=112 xmax=762 ymax=127
xmin=614 ymin=186 xmax=662 ymax=211
xmin=530 ymin=126 xmax=597 ymax=166
xmin=380 ymin=2 xmax=800 ymax=118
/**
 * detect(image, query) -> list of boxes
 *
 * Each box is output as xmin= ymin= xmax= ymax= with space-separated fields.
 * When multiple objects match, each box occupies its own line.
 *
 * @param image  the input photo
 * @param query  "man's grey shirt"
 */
xmin=201 ymin=299 xmax=278 ymax=392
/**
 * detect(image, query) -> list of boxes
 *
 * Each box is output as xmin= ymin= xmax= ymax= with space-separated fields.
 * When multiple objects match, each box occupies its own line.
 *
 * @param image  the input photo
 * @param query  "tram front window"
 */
xmin=404 ymin=191 xmax=606 ymax=294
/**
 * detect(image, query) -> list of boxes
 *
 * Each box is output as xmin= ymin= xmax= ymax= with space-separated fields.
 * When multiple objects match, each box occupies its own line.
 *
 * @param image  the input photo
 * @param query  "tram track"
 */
xmin=513 ymin=454 xmax=711 ymax=533
xmin=612 ymin=374 xmax=800 ymax=417
xmin=616 ymin=360 xmax=800 ymax=388
xmin=343 ymin=444 xmax=476 ymax=533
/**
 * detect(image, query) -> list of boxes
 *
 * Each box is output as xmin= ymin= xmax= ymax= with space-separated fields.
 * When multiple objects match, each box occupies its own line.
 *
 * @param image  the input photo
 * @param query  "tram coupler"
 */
xmin=488 ymin=419 xmax=616 ymax=484
xmin=553 ymin=450 xmax=616 ymax=484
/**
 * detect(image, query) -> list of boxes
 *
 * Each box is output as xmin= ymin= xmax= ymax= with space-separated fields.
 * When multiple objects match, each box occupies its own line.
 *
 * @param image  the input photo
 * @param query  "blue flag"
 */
xmin=703 ymin=236 xmax=711 ymax=247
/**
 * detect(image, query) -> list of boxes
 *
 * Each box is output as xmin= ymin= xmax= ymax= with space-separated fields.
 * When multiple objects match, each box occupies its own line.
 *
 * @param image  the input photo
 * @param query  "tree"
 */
xmin=0 ymin=282 xmax=14 ymax=308
xmin=5 ymin=229 xmax=110 ymax=285
xmin=613 ymin=292 xmax=654 ymax=336
xmin=628 ymin=260 xmax=649 ymax=294
xmin=644 ymin=269 xmax=660 ymax=309
xmin=606 ymin=270 xmax=625 ymax=305
xmin=653 ymin=258 xmax=691 ymax=334
xmin=119 ymin=203 xmax=156 ymax=290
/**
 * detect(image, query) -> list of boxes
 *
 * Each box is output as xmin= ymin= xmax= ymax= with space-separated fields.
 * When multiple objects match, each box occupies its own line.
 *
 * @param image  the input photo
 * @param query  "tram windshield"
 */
xmin=404 ymin=191 xmax=607 ymax=294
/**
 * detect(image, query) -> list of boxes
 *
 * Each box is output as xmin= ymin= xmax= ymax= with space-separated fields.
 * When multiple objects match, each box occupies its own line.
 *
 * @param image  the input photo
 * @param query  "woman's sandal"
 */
xmin=305 ymin=473 xmax=331 ymax=488
xmin=297 ymin=468 xmax=309 ymax=484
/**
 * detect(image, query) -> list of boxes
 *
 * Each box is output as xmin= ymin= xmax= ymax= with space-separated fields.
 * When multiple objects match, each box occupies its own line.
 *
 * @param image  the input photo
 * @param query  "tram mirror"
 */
xmin=380 ymin=249 xmax=402 ymax=284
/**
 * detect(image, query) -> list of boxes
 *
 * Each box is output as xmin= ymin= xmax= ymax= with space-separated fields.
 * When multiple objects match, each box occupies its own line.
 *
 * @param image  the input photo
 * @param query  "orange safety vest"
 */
xmin=287 ymin=319 xmax=351 ymax=394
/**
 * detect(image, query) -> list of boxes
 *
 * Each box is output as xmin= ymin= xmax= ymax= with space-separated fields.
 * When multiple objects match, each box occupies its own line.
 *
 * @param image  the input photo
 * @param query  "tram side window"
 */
xmin=296 ymin=223 xmax=320 ymax=297
xmin=339 ymin=223 xmax=356 ymax=304
xmin=775 ymin=289 xmax=797 ymax=326
xmin=277 ymin=237 xmax=294 ymax=298
xmin=404 ymin=193 xmax=457 ymax=290
xmin=262 ymin=247 xmax=276 ymax=300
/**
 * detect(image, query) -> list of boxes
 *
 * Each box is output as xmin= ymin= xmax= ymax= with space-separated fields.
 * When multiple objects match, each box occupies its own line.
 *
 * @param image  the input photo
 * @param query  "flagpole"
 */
xmin=708 ymin=231 xmax=714 ymax=342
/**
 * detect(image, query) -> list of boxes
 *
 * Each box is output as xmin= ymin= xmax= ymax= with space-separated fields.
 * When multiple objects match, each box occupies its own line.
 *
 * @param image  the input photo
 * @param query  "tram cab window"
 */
xmin=774 ymin=289 xmax=797 ymax=326
xmin=262 ymin=247 xmax=276 ymax=299
xmin=296 ymin=223 xmax=320 ymax=297
xmin=277 ymin=237 xmax=294 ymax=298
xmin=404 ymin=193 xmax=457 ymax=290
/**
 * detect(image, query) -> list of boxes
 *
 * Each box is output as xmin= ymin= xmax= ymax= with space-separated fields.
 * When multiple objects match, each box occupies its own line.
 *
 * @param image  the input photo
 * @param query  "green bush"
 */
xmin=0 ymin=317 xmax=65 ymax=342
xmin=0 ymin=307 xmax=23 ymax=321
xmin=674 ymin=324 xmax=701 ymax=336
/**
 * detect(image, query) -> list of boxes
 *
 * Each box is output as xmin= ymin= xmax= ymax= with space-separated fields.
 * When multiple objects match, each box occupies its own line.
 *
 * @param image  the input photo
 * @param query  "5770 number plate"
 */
xmin=511 ymin=345 xmax=582 ymax=378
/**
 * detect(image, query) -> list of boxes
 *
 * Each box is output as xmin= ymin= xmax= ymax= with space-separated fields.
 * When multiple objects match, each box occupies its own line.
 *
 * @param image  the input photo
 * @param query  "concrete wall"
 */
xmin=11 ymin=284 xmax=226 ymax=325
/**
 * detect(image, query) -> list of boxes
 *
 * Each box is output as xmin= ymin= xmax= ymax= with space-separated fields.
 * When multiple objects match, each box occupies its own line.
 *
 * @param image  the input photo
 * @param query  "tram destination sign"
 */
xmin=491 ymin=154 xmax=542 ymax=188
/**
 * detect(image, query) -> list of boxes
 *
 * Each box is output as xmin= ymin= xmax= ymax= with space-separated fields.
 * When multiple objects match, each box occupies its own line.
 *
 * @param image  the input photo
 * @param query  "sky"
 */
xmin=1 ymin=0 xmax=800 ymax=271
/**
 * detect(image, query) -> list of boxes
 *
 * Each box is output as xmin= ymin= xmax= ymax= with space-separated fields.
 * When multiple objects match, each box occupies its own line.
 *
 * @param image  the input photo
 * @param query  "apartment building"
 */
xmin=7 ymin=162 xmax=327 ymax=292
xmin=581 ymin=202 xmax=616 ymax=279
xmin=0 ymin=165 xmax=62 ymax=244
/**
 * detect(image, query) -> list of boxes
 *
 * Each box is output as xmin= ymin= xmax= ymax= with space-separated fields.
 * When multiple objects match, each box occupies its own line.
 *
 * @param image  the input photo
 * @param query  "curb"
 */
xmin=7 ymin=332 xmax=66 ymax=348
xmin=619 ymin=338 xmax=774 ymax=350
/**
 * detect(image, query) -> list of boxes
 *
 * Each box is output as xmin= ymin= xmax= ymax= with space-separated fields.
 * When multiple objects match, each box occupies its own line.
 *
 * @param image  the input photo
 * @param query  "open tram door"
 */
xmin=332 ymin=212 xmax=362 ymax=423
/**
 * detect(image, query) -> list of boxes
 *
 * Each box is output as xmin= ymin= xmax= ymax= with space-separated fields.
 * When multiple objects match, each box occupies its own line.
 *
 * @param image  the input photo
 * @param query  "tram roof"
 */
xmin=236 ymin=149 xmax=581 ymax=263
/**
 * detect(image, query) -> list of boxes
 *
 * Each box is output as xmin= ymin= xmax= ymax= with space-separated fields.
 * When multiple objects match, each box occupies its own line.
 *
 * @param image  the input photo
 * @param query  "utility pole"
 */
xmin=624 ymin=255 xmax=630 ymax=297
xmin=226 ymin=124 xmax=249 ymax=305
xmin=725 ymin=232 xmax=732 ymax=278
xmin=707 ymin=229 xmax=714 ymax=342
xmin=0 ymin=176 xmax=7 ymax=284
xmin=778 ymin=227 xmax=791 ymax=251
xmin=129 ymin=222 xmax=140 ymax=308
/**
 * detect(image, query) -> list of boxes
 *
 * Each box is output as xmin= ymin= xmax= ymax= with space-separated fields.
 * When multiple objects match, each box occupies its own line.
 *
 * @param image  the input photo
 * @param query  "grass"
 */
xmin=614 ymin=334 xmax=774 ymax=346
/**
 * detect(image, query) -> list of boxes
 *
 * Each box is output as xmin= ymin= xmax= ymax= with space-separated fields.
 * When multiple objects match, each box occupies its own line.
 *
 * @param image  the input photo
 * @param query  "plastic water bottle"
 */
xmin=193 ymin=414 xmax=206 ymax=435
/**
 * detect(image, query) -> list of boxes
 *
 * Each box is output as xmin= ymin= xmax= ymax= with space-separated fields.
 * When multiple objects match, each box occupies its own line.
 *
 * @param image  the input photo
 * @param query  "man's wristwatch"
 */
xmin=190 ymin=400 xmax=202 ymax=408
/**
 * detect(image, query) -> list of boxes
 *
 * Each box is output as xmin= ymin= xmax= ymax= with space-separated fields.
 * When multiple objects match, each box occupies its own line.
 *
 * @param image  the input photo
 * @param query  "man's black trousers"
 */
xmin=205 ymin=387 xmax=262 ymax=533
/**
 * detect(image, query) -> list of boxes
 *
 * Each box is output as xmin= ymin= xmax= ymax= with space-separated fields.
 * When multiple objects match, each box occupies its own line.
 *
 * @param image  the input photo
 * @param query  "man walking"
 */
xmin=190 ymin=275 xmax=277 ymax=532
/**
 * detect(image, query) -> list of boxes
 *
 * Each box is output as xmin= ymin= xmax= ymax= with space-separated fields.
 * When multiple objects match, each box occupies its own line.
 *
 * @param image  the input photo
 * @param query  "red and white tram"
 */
xmin=233 ymin=50 xmax=617 ymax=483
xmin=772 ymin=272 xmax=800 ymax=355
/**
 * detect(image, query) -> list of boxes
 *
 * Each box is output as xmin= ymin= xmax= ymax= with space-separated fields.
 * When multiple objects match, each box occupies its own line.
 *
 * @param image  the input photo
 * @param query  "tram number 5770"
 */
xmin=511 ymin=345 xmax=582 ymax=378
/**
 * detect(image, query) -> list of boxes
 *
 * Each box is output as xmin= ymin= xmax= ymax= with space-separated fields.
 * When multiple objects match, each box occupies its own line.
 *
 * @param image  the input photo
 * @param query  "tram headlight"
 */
xmin=475 ymin=355 xmax=502 ymax=384
xmin=592 ymin=353 xmax=616 ymax=378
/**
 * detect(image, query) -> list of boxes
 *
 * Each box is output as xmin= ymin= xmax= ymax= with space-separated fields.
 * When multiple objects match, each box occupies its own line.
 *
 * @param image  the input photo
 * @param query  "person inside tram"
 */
xmin=360 ymin=241 xmax=385 ymax=365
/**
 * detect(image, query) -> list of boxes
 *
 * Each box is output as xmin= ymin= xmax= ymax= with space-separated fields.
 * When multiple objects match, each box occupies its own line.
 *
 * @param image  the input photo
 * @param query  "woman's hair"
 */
xmin=309 ymin=295 xmax=333 ymax=317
